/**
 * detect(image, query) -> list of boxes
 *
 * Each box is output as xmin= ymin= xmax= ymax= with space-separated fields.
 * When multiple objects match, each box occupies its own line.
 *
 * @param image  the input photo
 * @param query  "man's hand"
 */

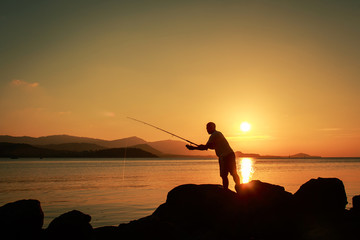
xmin=186 ymin=144 xmax=196 ymax=150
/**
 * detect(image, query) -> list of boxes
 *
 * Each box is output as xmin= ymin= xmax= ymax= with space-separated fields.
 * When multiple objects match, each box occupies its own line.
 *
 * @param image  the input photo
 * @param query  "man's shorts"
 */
xmin=219 ymin=152 xmax=237 ymax=177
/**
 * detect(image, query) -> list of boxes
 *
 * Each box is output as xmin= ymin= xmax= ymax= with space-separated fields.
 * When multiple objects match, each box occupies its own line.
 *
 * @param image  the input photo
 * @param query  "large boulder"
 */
xmin=294 ymin=177 xmax=347 ymax=215
xmin=349 ymin=195 xmax=360 ymax=219
xmin=93 ymin=226 xmax=122 ymax=240
xmin=0 ymin=199 xmax=44 ymax=240
xmin=116 ymin=215 xmax=181 ymax=240
xmin=45 ymin=210 xmax=94 ymax=240
xmin=237 ymin=180 xmax=293 ymax=210
xmin=154 ymin=184 xmax=240 ymax=227
xmin=151 ymin=181 xmax=294 ymax=239
xmin=291 ymin=178 xmax=349 ymax=240
xmin=236 ymin=180 xmax=294 ymax=239
xmin=352 ymin=195 xmax=360 ymax=212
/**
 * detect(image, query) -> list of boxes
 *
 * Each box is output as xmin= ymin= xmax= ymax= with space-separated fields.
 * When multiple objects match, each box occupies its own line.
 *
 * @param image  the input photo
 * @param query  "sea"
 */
xmin=1 ymin=157 xmax=360 ymax=228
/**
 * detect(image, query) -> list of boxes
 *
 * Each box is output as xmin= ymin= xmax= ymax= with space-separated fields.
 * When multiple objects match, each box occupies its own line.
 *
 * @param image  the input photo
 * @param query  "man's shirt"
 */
xmin=206 ymin=130 xmax=233 ymax=157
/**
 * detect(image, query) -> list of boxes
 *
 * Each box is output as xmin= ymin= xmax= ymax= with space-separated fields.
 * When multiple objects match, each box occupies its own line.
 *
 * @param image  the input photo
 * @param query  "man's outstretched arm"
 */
xmin=186 ymin=144 xmax=208 ymax=151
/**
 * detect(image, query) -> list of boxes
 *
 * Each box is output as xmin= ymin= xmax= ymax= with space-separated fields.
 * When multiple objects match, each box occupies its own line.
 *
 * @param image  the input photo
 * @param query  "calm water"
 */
xmin=1 ymin=158 xmax=360 ymax=228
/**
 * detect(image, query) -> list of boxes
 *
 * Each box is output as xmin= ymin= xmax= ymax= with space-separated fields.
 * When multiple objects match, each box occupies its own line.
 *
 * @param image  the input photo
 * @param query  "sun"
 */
xmin=240 ymin=122 xmax=251 ymax=132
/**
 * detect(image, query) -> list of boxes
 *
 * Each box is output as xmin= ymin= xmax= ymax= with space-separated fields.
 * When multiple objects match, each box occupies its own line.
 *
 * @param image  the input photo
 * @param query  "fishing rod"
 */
xmin=127 ymin=117 xmax=199 ymax=146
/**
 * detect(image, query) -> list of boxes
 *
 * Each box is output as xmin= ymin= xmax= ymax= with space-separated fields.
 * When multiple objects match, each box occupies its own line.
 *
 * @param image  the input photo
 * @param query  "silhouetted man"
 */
xmin=186 ymin=122 xmax=241 ymax=192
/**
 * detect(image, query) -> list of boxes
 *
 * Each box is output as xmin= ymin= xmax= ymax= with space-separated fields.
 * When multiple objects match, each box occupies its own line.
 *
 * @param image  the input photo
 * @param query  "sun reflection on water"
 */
xmin=240 ymin=158 xmax=255 ymax=183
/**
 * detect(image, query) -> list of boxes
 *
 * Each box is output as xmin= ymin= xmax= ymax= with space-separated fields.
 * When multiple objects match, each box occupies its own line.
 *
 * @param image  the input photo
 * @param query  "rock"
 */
xmin=237 ymin=180 xmax=293 ymax=210
xmin=110 ymin=184 xmax=233 ymax=240
xmin=294 ymin=177 xmax=348 ymax=215
xmin=293 ymin=178 xmax=349 ymax=240
xmin=0 ymin=199 xmax=44 ymax=240
xmin=153 ymin=183 xmax=242 ymax=239
xmin=152 ymin=181 xmax=294 ymax=239
xmin=3 ymin=178 xmax=355 ymax=240
xmin=349 ymin=195 xmax=360 ymax=219
xmin=155 ymin=184 xmax=239 ymax=226
xmin=117 ymin=215 xmax=181 ymax=240
xmin=352 ymin=195 xmax=360 ymax=211
xmin=93 ymin=226 xmax=122 ymax=240
xmin=45 ymin=210 xmax=94 ymax=240
xmin=236 ymin=180 xmax=295 ymax=239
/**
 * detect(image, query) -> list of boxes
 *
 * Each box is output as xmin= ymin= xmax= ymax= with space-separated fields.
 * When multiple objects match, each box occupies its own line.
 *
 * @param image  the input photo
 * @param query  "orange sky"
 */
xmin=0 ymin=1 xmax=359 ymax=157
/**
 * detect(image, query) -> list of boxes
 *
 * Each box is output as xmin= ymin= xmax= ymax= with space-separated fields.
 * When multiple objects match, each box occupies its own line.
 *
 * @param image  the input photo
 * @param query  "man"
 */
xmin=186 ymin=122 xmax=241 ymax=192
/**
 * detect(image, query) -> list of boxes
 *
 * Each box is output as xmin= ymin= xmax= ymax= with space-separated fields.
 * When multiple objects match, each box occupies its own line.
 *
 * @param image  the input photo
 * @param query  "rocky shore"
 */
xmin=1 ymin=177 xmax=360 ymax=240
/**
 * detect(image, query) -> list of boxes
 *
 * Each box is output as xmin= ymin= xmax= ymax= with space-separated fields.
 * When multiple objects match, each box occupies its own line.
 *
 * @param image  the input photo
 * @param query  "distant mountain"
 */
xmin=235 ymin=151 xmax=261 ymax=158
xmin=0 ymin=135 xmax=147 ymax=148
xmin=0 ymin=142 xmax=72 ymax=158
xmin=0 ymin=142 xmax=157 ymax=158
xmin=0 ymin=135 xmax=214 ymax=157
xmin=0 ymin=135 xmax=102 ymax=145
xmin=1 ymin=135 xmax=321 ymax=159
xmin=289 ymin=153 xmax=321 ymax=158
xmin=132 ymin=144 xmax=164 ymax=157
xmin=39 ymin=143 xmax=106 ymax=152
xmin=147 ymin=140 xmax=215 ymax=156
xmin=235 ymin=151 xmax=322 ymax=159
xmin=106 ymin=137 xmax=147 ymax=148
xmin=0 ymin=135 xmax=40 ymax=144
xmin=86 ymin=148 xmax=157 ymax=158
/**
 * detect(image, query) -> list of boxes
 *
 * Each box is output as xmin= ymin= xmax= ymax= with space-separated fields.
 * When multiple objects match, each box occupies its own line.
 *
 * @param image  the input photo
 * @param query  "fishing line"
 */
xmin=127 ymin=117 xmax=199 ymax=146
xmin=122 ymin=140 xmax=127 ymax=181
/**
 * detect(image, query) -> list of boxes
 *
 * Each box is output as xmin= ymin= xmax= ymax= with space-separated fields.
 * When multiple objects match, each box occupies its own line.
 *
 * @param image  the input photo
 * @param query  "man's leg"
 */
xmin=219 ymin=157 xmax=229 ymax=189
xmin=226 ymin=152 xmax=241 ymax=193
xmin=230 ymin=171 xmax=241 ymax=193
xmin=232 ymin=171 xmax=240 ymax=186
xmin=227 ymin=152 xmax=240 ymax=186
xmin=222 ymin=175 xmax=229 ymax=189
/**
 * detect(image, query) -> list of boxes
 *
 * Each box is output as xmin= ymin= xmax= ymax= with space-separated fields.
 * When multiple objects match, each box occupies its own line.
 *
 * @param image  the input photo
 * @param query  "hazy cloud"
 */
xmin=103 ymin=111 xmax=115 ymax=117
xmin=58 ymin=111 xmax=72 ymax=115
xmin=11 ymin=79 xmax=39 ymax=88
xmin=228 ymin=135 xmax=273 ymax=141
xmin=318 ymin=128 xmax=341 ymax=131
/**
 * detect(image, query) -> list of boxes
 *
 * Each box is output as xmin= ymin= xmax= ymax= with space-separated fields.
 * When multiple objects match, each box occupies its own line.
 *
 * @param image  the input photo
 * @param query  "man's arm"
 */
xmin=186 ymin=133 xmax=217 ymax=151
xmin=186 ymin=144 xmax=208 ymax=151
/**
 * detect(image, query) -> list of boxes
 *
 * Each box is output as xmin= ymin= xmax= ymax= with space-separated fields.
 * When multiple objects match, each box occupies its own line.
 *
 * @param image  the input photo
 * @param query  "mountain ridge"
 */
xmin=0 ymin=142 xmax=158 ymax=158
xmin=0 ymin=135 xmax=212 ymax=157
xmin=0 ymin=134 xmax=323 ymax=158
xmin=0 ymin=135 xmax=147 ymax=148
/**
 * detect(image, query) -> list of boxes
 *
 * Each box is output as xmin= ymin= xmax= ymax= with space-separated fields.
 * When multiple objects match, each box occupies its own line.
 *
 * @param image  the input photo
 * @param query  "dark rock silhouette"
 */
xmin=0 ymin=199 xmax=44 ymax=240
xmin=292 ymin=178 xmax=350 ymax=240
xmin=153 ymin=184 xmax=242 ymax=239
xmin=294 ymin=177 xmax=347 ymax=215
xmin=352 ymin=195 xmax=360 ymax=211
xmin=45 ymin=210 xmax=93 ymax=240
xmin=2 ymin=178 xmax=360 ymax=240
xmin=94 ymin=181 xmax=294 ymax=240
xmin=151 ymin=181 xmax=294 ymax=239
xmin=98 ymin=179 xmax=358 ymax=240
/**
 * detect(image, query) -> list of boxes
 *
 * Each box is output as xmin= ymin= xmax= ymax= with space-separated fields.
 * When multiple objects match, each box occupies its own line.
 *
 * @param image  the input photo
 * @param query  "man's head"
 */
xmin=206 ymin=122 xmax=216 ymax=134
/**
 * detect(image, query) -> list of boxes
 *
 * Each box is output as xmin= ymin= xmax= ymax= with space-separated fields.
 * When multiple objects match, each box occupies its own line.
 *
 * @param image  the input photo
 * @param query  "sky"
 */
xmin=1 ymin=0 xmax=359 ymax=157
